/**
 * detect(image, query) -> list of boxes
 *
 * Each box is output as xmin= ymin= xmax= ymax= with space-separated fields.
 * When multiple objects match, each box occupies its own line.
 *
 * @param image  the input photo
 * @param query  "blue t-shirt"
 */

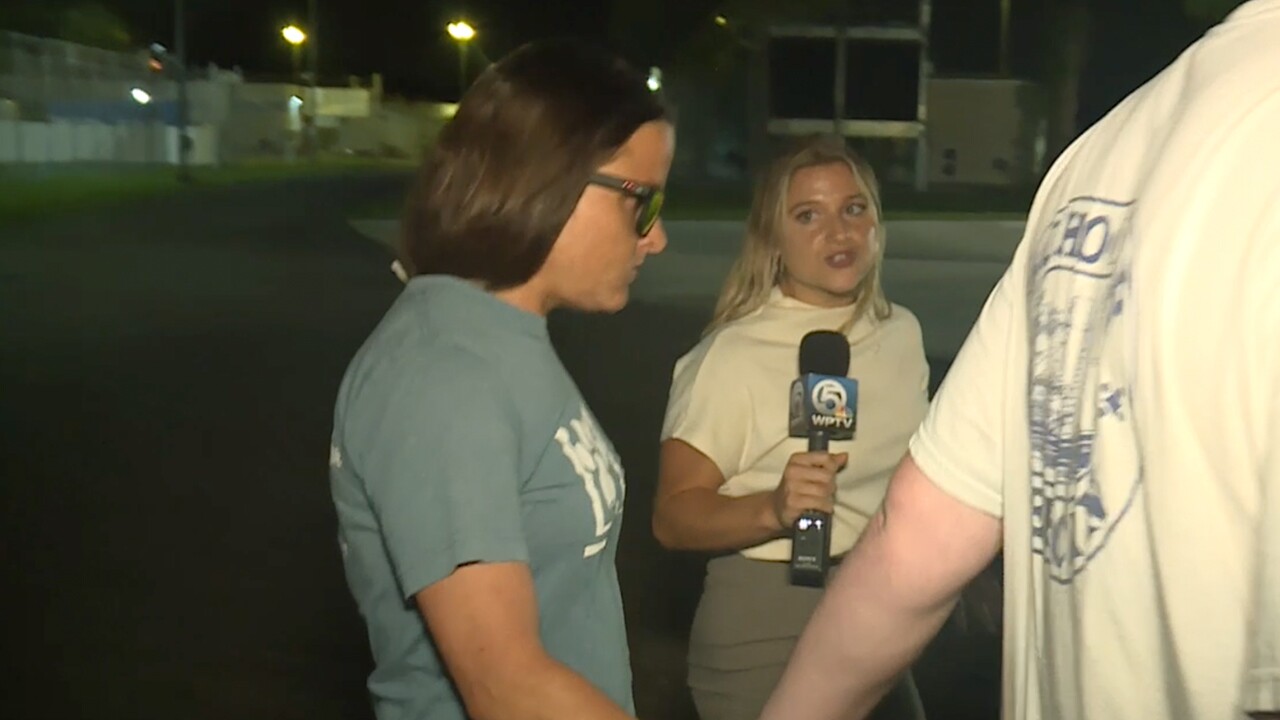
xmin=329 ymin=275 xmax=632 ymax=720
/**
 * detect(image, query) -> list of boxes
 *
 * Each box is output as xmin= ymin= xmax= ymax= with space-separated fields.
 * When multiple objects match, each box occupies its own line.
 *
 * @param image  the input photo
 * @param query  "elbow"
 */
xmin=463 ymin=699 xmax=502 ymax=720
xmin=455 ymin=673 xmax=510 ymax=720
xmin=651 ymin=507 xmax=687 ymax=551
xmin=470 ymin=699 xmax=526 ymax=720
xmin=468 ymin=696 xmax=523 ymax=720
xmin=456 ymin=653 xmax=550 ymax=720
xmin=455 ymin=684 xmax=500 ymax=720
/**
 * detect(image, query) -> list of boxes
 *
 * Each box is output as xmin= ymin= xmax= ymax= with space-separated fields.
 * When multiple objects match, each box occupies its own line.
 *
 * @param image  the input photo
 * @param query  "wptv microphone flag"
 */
xmin=788 ymin=373 xmax=859 ymax=444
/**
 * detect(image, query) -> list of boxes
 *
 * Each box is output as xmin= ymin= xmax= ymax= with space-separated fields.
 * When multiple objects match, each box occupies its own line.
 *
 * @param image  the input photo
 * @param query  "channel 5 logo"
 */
xmin=811 ymin=378 xmax=850 ymax=418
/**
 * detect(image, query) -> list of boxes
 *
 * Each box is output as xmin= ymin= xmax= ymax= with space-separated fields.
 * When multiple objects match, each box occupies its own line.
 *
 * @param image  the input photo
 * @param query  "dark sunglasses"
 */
xmin=587 ymin=173 xmax=665 ymax=238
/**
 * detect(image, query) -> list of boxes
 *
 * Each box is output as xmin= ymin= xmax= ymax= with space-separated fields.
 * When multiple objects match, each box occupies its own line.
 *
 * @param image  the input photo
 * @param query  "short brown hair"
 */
xmin=399 ymin=39 xmax=670 ymax=289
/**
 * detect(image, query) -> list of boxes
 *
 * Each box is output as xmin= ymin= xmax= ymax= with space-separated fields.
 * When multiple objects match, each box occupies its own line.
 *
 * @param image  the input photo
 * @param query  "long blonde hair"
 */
xmin=705 ymin=133 xmax=891 ymax=336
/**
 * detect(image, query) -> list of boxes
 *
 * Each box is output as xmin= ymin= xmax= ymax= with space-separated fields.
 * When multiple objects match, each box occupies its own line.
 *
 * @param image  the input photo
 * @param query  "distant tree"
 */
xmin=607 ymin=0 xmax=929 ymax=179
xmin=662 ymin=0 xmax=867 ymax=79
xmin=1038 ymin=0 xmax=1249 ymax=160
xmin=606 ymin=0 xmax=871 ymax=79
xmin=604 ymin=0 xmax=716 ymax=69
xmin=56 ymin=2 xmax=134 ymax=51
xmin=0 ymin=1 xmax=54 ymax=35
xmin=1036 ymin=0 xmax=1090 ymax=161
xmin=0 ymin=1 xmax=133 ymax=51
xmin=1182 ymin=0 xmax=1249 ymax=26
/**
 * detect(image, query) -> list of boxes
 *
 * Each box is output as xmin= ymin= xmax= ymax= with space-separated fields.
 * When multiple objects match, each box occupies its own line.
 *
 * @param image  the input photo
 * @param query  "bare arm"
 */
xmin=652 ymin=439 xmax=843 ymax=552
xmin=417 ymin=561 xmax=634 ymax=720
xmin=758 ymin=453 xmax=1003 ymax=720
xmin=652 ymin=439 xmax=780 ymax=551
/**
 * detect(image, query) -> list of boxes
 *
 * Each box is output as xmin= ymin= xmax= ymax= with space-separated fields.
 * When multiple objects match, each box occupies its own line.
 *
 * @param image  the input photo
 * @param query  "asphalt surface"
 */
xmin=1 ymin=173 xmax=1006 ymax=720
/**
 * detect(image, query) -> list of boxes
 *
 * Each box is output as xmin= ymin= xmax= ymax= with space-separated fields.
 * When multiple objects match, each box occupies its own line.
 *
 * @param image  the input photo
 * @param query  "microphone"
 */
xmin=786 ymin=330 xmax=859 ymax=587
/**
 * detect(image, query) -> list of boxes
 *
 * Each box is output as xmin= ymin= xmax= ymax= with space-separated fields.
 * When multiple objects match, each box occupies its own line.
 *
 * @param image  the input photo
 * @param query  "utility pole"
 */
xmin=999 ymin=0 xmax=1011 ymax=75
xmin=307 ymin=0 xmax=319 ymax=159
xmin=175 ymin=0 xmax=191 ymax=181
xmin=459 ymin=43 xmax=468 ymax=100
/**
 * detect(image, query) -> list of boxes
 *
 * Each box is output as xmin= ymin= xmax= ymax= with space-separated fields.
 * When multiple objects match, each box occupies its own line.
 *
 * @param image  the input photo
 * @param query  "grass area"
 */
xmin=0 ymin=157 xmax=414 ymax=226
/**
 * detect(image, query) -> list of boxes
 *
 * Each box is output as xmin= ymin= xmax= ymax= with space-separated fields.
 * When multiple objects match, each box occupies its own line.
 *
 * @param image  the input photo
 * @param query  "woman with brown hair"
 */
xmin=329 ymin=39 xmax=673 ymax=720
xmin=654 ymin=133 xmax=928 ymax=720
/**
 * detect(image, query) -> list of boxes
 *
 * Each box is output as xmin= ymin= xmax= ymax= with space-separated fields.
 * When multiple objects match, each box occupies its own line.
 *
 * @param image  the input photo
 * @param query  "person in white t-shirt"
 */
xmin=654 ymin=133 xmax=930 ymax=720
xmin=757 ymin=3 xmax=1280 ymax=719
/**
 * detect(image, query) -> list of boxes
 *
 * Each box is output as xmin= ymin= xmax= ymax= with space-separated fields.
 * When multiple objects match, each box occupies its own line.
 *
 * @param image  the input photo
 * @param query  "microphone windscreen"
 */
xmin=799 ymin=330 xmax=850 ymax=377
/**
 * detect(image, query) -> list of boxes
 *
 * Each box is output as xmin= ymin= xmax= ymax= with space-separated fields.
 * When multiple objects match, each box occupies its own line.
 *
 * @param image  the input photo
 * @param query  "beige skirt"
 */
xmin=687 ymin=552 xmax=927 ymax=720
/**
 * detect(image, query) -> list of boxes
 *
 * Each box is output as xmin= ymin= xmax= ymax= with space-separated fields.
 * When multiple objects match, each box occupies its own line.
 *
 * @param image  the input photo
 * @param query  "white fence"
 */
xmin=0 ymin=120 xmax=220 ymax=165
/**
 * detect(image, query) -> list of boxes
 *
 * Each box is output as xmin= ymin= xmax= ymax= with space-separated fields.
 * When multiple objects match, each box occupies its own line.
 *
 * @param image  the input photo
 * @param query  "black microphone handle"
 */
xmin=808 ymin=428 xmax=829 ymax=453
xmin=799 ymin=428 xmax=832 ymax=521
xmin=790 ymin=429 xmax=834 ymax=587
xmin=804 ymin=427 xmax=832 ymax=526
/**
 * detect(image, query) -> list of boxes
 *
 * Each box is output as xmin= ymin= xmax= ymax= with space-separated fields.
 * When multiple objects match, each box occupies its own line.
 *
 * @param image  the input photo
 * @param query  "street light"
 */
xmin=282 ymin=24 xmax=307 ymax=82
xmin=447 ymin=21 xmax=476 ymax=41
xmin=132 ymin=87 xmax=155 ymax=164
xmin=447 ymin=21 xmax=476 ymax=99
xmin=281 ymin=24 xmax=307 ymax=45
xmin=647 ymin=67 xmax=662 ymax=92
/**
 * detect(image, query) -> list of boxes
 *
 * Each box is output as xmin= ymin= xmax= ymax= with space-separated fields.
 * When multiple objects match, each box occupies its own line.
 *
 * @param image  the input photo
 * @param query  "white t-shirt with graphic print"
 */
xmin=909 ymin=2 xmax=1280 ymax=717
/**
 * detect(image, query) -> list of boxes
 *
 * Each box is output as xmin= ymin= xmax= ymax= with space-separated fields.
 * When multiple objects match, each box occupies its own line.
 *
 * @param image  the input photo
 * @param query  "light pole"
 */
xmin=305 ymin=0 xmax=318 ymax=160
xmin=306 ymin=0 xmax=318 ymax=102
xmin=281 ymin=25 xmax=308 ymax=160
xmin=131 ymin=87 xmax=154 ymax=164
xmin=175 ymin=0 xmax=190 ymax=181
xmin=646 ymin=67 xmax=662 ymax=92
xmin=447 ymin=21 xmax=476 ymax=99
xmin=281 ymin=24 xmax=307 ymax=83
xmin=999 ymin=0 xmax=1011 ymax=75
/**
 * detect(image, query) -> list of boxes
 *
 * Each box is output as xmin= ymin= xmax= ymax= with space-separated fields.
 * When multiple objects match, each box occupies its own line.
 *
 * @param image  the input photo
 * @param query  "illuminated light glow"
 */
xmin=281 ymin=25 xmax=307 ymax=45
xmin=447 ymin=22 xmax=476 ymax=41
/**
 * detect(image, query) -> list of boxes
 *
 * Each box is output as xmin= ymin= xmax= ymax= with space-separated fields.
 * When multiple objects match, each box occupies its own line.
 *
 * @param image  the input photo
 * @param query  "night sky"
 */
xmin=9 ymin=0 xmax=1004 ymax=96
xmin=5 ymin=0 xmax=1224 ymax=121
xmin=165 ymin=0 xmax=1001 ymax=94
xmin=74 ymin=0 xmax=701 ymax=97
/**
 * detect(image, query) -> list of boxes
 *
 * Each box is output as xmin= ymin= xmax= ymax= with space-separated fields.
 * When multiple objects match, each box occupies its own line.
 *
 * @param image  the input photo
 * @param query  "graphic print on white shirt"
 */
xmin=553 ymin=403 xmax=625 ymax=558
xmin=1028 ymin=195 xmax=1144 ymax=583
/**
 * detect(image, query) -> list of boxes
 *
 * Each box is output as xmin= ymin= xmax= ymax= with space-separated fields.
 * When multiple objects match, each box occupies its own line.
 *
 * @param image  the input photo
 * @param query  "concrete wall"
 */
xmin=337 ymin=102 xmax=456 ymax=160
xmin=0 ymin=120 xmax=219 ymax=165
xmin=314 ymin=87 xmax=371 ymax=118
xmin=0 ymin=32 xmax=410 ymax=165
xmin=1 ymin=33 xmax=464 ymax=166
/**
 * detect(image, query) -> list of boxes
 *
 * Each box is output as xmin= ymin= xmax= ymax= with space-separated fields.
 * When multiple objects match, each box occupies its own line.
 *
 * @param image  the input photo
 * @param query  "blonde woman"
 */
xmin=654 ymin=134 xmax=929 ymax=720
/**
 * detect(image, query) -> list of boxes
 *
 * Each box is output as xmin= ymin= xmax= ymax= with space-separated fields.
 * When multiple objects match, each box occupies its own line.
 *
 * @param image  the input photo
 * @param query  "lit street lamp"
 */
xmin=281 ymin=24 xmax=307 ymax=45
xmin=282 ymin=24 xmax=307 ymax=81
xmin=447 ymin=21 xmax=476 ymax=98
xmin=647 ymin=67 xmax=662 ymax=92
xmin=447 ymin=21 xmax=475 ymax=41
